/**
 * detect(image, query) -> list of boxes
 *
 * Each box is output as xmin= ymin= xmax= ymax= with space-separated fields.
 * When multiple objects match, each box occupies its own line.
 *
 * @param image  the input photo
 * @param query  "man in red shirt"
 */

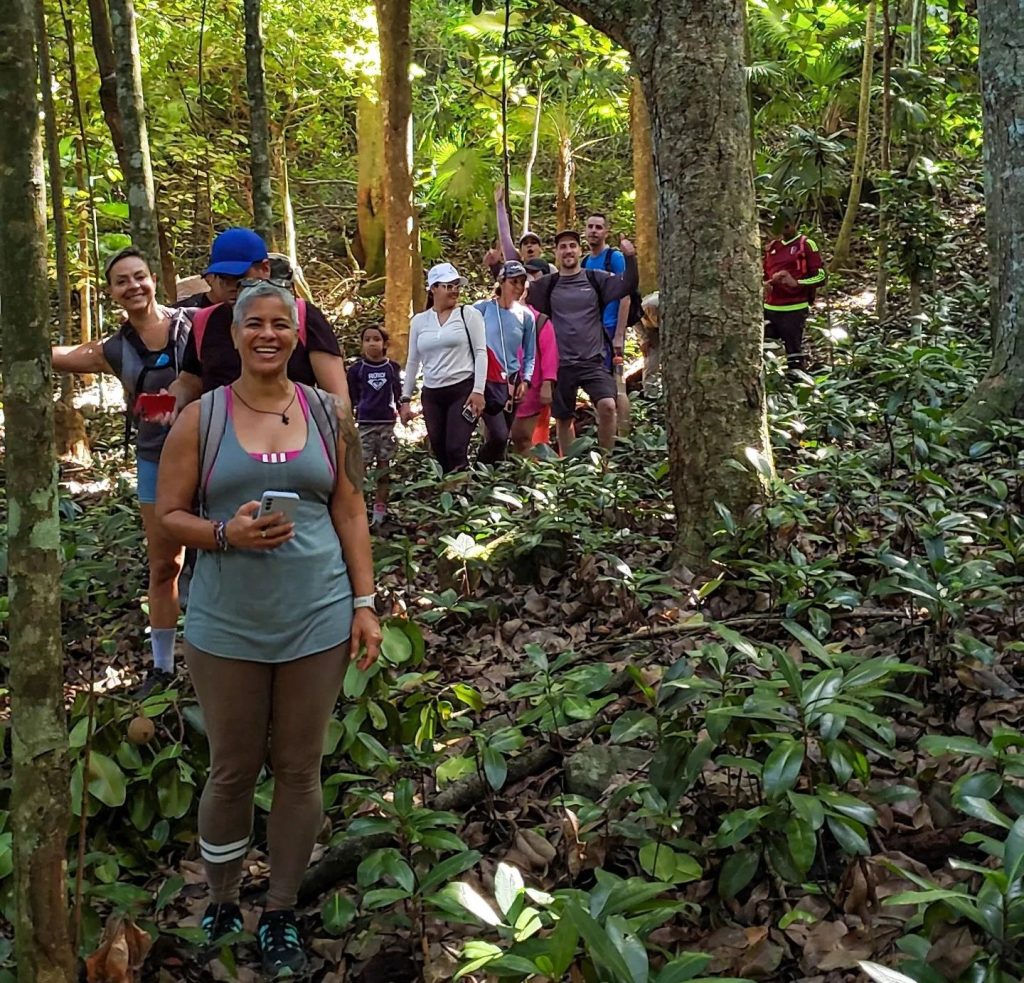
xmin=763 ymin=208 xmax=826 ymax=372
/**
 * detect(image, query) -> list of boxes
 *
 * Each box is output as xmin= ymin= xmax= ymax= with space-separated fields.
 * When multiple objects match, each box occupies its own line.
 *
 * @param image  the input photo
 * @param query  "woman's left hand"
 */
xmin=466 ymin=391 xmax=485 ymax=418
xmin=351 ymin=607 xmax=382 ymax=670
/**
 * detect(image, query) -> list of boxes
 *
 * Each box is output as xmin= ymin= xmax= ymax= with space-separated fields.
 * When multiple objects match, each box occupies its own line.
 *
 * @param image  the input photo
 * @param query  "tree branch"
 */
xmin=551 ymin=0 xmax=641 ymax=50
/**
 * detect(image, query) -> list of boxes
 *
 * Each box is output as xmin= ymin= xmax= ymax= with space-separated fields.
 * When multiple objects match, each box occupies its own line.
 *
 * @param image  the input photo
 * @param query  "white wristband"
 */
xmin=353 ymin=594 xmax=376 ymax=610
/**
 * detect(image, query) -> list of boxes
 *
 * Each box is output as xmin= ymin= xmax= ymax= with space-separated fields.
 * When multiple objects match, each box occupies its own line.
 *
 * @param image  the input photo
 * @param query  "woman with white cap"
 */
xmin=399 ymin=263 xmax=487 ymax=473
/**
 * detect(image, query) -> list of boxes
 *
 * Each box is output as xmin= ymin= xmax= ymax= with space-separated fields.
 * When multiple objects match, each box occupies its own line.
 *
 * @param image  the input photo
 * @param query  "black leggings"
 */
xmin=479 ymin=380 xmax=513 ymax=465
xmin=421 ymin=376 xmax=476 ymax=473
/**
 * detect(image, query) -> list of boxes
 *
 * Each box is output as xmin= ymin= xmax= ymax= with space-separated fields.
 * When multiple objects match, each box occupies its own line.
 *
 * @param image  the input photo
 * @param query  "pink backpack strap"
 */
xmin=190 ymin=303 xmax=222 ymax=357
xmin=297 ymin=299 xmax=307 ymax=347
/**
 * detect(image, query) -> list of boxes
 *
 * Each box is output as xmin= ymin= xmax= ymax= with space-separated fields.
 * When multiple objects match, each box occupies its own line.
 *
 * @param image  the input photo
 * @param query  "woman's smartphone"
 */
xmin=461 ymin=405 xmax=477 ymax=423
xmin=134 ymin=393 xmax=176 ymax=420
xmin=258 ymin=491 xmax=300 ymax=524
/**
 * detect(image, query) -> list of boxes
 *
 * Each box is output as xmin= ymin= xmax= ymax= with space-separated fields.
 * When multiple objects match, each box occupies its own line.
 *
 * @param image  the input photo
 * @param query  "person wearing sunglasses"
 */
xmin=167 ymin=229 xmax=350 ymax=416
xmin=51 ymin=247 xmax=190 ymax=695
xmin=399 ymin=263 xmax=487 ymax=473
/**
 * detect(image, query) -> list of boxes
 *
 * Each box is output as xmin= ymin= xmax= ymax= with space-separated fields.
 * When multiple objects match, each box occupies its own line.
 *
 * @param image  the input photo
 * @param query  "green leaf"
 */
xmin=762 ymin=740 xmax=804 ymax=799
xmin=362 ymin=887 xmax=411 ymax=909
xmin=1003 ymin=817 xmax=1024 ymax=883
xmin=654 ymin=953 xmax=713 ymax=983
xmin=381 ymin=622 xmax=414 ymax=663
xmin=606 ymin=914 xmax=649 ymax=983
xmin=718 ymin=850 xmax=759 ymax=899
xmin=564 ymin=902 xmax=636 ymax=983
xmin=86 ymin=753 xmax=127 ymax=807
xmin=827 ymin=815 xmax=869 ymax=856
xmin=610 ymin=710 xmax=657 ymax=744
xmin=154 ymin=875 xmax=183 ymax=913
xmin=418 ymin=849 xmax=483 ymax=896
xmin=448 ymin=880 xmax=503 ymax=926
xmin=957 ymin=795 xmax=1013 ymax=830
xmin=482 ymin=746 xmax=507 ymax=790
xmin=322 ymin=893 xmax=357 ymax=934
xmin=494 ymin=861 xmax=524 ymax=917
xmin=638 ymin=843 xmax=701 ymax=884
xmin=452 ymin=684 xmax=484 ymax=712
xmin=156 ymin=768 xmax=192 ymax=819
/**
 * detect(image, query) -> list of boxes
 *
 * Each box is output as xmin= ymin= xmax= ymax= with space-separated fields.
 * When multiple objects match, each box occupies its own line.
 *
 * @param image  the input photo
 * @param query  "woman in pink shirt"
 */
xmin=510 ymin=258 xmax=560 ymax=453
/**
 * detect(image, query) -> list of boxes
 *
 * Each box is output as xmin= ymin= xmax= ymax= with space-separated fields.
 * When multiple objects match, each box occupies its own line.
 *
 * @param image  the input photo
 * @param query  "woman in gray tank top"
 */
xmin=51 ymin=247 xmax=189 ymax=694
xmin=157 ymin=281 xmax=381 ymax=978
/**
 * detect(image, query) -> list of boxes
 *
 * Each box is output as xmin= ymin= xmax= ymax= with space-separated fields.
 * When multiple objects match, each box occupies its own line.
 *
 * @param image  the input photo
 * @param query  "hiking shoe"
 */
xmin=200 ymin=901 xmax=244 ymax=943
xmin=257 ymin=909 xmax=307 ymax=978
xmin=132 ymin=668 xmax=175 ymax=700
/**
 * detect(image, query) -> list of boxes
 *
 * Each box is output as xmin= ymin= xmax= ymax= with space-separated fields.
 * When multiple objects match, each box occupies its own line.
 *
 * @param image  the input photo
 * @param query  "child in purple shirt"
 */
xmin=347 ymin=326 xmax=402 ymax=527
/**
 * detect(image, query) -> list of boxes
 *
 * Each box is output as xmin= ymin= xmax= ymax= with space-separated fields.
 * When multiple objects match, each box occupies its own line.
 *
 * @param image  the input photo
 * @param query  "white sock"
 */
xmin=150 ymin=628 xmax=176 ymax=673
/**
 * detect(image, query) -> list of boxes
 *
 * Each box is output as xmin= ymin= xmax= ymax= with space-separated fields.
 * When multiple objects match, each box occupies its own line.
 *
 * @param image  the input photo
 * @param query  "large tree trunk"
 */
xmin=0 ymin=3 xmax=76 ymax=980
xmin=556 ymin=0 xmax=772 ymax=571
xmin=630 ymin=75 xmax=659 ymax=296
xmin=108 ymin=0 xmax=160 ymax=268
xmin=244 ymin=0 xmax=274 ymax=246
xmin=354 ymin=89 xmax=387 ymax=277
xmin=375 ymin=0 xmax=419 ymax=362
xmin=85 ymin=0 xmax=127 ymax=175
xmin=831 ymin=1 xmax=877 ymax=271
xmin=957 ymin=0 xmax=1024 ymax=425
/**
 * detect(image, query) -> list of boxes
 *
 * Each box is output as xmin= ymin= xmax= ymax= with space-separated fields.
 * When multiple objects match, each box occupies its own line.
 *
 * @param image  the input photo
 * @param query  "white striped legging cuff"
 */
xmin=200 ymin=834 xmax=251 ymax=865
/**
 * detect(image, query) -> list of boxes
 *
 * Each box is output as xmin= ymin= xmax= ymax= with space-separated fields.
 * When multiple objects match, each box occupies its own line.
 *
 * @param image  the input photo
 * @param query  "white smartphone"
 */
xmin=258 ymin=490 xmax=301 ymax=523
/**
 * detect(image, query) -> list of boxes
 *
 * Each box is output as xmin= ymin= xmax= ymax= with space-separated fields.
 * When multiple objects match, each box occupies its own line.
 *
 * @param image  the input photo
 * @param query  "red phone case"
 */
xmin=134 ymin=393 xmax=176 ymax=420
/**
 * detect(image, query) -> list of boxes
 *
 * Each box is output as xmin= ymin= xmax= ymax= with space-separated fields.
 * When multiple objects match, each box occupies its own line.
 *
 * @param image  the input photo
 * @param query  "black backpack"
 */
xmin=582 ymin=249 xmax=645 ymax=328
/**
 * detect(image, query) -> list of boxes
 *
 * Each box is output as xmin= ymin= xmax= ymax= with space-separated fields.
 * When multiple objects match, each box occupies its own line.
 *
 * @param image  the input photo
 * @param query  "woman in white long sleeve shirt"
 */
xmin=399 ymin=263 xmax=487 ymax=473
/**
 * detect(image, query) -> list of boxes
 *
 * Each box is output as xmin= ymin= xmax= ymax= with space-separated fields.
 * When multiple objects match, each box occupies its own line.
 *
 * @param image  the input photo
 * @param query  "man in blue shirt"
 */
xmin=581 ymin=212 xmax=630 ymax=360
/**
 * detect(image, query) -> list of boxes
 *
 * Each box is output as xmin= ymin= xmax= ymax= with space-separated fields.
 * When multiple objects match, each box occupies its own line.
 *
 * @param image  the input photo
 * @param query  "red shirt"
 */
xmin=763 ymin=235 xmax=825 ymax=310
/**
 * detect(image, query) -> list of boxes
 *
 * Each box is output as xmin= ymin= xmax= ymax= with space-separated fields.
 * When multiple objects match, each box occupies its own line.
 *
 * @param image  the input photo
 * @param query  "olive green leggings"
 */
xmin=185 ymin=641 xmax=348 ymax=909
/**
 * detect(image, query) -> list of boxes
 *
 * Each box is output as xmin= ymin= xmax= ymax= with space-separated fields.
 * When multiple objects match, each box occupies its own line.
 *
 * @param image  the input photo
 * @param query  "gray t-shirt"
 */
xmin=548 ymin=271 xmax=611 ymax=365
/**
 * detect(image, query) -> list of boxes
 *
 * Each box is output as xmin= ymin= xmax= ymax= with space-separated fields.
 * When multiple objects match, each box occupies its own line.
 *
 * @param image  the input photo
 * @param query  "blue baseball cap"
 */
xmin=205 ymin=228 xmax=268 ymax=276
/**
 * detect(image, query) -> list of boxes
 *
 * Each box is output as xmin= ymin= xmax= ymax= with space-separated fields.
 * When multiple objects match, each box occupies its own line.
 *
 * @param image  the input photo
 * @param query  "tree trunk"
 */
xmin=630 ymin=76 xmax=659 ymax=297
xmin=354 ymin=89 xmax=387 ymax=277
xmin=243 ymin=0 xmax=274 ymax=246
xmin=957 ymin=0 xmax=1024 ymax=424
xmin=107 ymin=0 xmax=160 ymax=268
xmin=831 ymin=0 xmax=877 ymax=271
xmin=554 ymin=0 xmax=773 ymax=571
xmin=375 ymin=0 xmax=419 ymax=362
xmin=281 ymin=135 xmax=298 ymax=268
xmin=908 ymin=0 xmax=925 ymax=64
xmin=875 ymin=0 xmax=894 ymax=319
xmin=85 ymin=0 xmax=127 ymax=175
xmin=0 ymin=4 xmax=76 ymax=980
xmin=555 ymin=132 xmax=576 ymax=231
xmin=523 ymin=86 xmax=543 ymax=235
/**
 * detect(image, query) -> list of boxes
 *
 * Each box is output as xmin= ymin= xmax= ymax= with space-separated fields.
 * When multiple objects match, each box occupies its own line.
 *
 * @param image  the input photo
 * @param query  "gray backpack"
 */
xmin=195 ymin=382 xmax=340 ymax=516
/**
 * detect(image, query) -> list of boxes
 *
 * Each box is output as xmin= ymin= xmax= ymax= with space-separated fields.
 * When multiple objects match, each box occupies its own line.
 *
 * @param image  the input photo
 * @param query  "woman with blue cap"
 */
xmin=51 ymin=247 xmax=190 ymax=694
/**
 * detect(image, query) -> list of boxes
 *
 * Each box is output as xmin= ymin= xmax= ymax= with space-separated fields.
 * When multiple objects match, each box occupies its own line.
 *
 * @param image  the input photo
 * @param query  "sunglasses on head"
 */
xmin=239 ymin=277 xmax=294 ymax=291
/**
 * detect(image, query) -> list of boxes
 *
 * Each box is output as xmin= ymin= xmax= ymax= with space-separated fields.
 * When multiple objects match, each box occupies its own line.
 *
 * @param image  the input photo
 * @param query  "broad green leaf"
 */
xmin=494 ymin=861 xmax=524 ymax=917
xmin=449 ymin=879 xmax=503 ymax=926
xmin=762 ymin=740 xmax=804 ymax=799
xmin=858 ymin=962 xmax=920 ymax=983
xmin=718 ymin=850 xmax=759 ymax=899
xmin=638 ymin=843 xmax=701 ymax=884
xmin=322 ymin=892 xmax=357 ymax=934
xmin=653 ymin=953 xmax=712 ymax=983
xmin=1004 ymin=817 xmax=1024 ymax=883
xmin=482 ymin=746 xmax=507 ymax=790
xmin=418 ymin=849 xmax=483 ymax=896
xmin=86 ymin=753 xmax=127 ymax=807
xmin=957 ymin=795 xmax=1013 ymax=830
xmin=610 ymin=710 xmax=657 ymax=744
xmin=381 ymin=622 xmax=413 ymax=663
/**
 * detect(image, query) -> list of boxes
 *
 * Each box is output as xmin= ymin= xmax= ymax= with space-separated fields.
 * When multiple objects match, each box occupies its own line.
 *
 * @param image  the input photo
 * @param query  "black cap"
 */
xmin=553 ymin=229 xmax=581 ymax=245
xmin=524 ymin=258 xmax=550 ymax=274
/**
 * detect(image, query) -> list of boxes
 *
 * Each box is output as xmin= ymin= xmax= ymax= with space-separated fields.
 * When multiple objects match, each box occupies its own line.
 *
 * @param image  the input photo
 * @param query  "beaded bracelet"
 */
xmin=212 ymin=519 xmax=229 ymax=552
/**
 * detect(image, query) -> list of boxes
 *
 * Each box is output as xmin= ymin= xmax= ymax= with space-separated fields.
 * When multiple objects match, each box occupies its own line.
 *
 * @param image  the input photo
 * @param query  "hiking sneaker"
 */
xmin=257 ymin=909 xmax=307 ymax=978
xmin=200 ymin=901 xmax=244 ymax=944
xmin=132 ymin=668 xmax=175 ymax=700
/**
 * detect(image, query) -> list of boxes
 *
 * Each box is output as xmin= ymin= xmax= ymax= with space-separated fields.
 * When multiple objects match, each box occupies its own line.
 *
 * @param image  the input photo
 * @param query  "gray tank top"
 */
xmin=184 ymin=388 xmax=353 ymax=662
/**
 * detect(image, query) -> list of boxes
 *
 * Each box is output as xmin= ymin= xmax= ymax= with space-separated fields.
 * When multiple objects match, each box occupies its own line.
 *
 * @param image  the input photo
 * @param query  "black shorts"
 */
xmin=553 ymin=357 xmax=617 ymax=420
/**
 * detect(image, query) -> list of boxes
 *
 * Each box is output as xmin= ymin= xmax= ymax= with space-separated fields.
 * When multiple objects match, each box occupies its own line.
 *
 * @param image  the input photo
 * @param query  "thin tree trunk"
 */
xmin=375 ymin=0 xmax=419 ymax=361
xmin=875 ymin=0 xmax=894 ymax=319
xmin=555 ymin=133 xmax=576 ymax=231
xmin=108 ymin=0 xmax=160 ymax=267
xmin=630 ymin=76 xmax=659 ymax=296
xmin=244 ymin=0 xmax=274 ymax=245
xmin=831 ymin=0 xmax=877 ymax=271
xmin=522 ymin=86 xmax=543 ymax=235
xmin=85 ymin=0 xmax=127 ymax=175
xmin=281 ymin=134 xmax=298 ymax=267
xmin=908 ymin=0 xmax=925 ymax=64
xmin=957 ymin=0 xmax=1024 ymax=424
xmin=553 ymin=0 xmax=773 ymax=571
xmin=354 ymin=88 xmax=387 ymax=277
xmin=0 ymin=4 xmax=76 ymax=980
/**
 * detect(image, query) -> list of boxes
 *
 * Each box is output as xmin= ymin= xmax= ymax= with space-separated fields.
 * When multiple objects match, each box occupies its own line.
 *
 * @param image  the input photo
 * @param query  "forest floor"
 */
xmin=5 ymin=232 xmax=1024 ymax=983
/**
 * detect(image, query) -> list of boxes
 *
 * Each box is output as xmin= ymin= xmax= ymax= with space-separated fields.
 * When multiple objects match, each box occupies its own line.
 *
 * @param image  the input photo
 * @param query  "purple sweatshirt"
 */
xmin=347 ymin=357 xmax=402 ymax=424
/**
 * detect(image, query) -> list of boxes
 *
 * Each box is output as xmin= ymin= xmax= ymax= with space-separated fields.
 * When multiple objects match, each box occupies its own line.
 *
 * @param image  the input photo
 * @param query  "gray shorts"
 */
xmin=359 ymin=423 xmax=397 ymax=467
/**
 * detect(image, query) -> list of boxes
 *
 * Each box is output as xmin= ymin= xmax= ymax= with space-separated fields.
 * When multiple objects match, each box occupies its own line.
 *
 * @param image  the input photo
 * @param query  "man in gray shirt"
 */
xmin=527 ymin=229 xmax=638 ymax=450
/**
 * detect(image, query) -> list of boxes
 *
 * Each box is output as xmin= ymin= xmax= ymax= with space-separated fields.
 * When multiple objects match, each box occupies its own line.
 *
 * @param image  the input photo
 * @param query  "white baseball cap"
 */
xmin=426 ymin=262 xmax=468 ymax=288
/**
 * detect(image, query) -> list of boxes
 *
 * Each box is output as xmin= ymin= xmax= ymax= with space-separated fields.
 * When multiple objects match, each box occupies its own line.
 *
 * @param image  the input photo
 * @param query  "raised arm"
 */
xmin=495 ymin=185 xmax=518 ymax=261
xmin=52 ymin=339 xmax=112 ymax=375
xmin=598 ymin=238 xmax=639 ymax=304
